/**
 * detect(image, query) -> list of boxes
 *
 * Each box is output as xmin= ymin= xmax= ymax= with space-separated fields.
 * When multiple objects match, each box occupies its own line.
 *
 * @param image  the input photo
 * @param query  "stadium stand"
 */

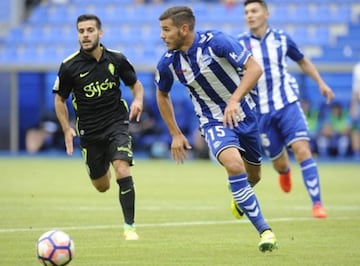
xmin=0 ymin=0 xmax=359 ymax=156
xmin=0 ymin=0 xmax=359 ymax=66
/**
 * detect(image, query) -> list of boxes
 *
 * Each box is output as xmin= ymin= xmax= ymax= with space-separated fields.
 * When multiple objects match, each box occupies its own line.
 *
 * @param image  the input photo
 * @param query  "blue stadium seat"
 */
xmin=0 ymin=0 xmax=359 ymax=66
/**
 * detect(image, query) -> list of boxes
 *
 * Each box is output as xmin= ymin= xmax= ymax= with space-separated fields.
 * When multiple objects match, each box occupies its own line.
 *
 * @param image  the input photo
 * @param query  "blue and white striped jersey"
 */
xmin=237 ymin=28 xmax=304 ymax=114
xmin=155 ymin=30 xmax=256 ymax=128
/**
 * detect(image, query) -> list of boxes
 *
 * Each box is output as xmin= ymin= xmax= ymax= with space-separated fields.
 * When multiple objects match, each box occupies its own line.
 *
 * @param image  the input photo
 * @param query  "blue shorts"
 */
xmin=201 ymin=111 xmax=262 ymax=165
xmin=258 ymin=102 xmax=310 ymax=160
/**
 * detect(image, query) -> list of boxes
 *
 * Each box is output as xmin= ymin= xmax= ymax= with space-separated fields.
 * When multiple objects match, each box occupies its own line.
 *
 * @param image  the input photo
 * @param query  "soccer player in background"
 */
xmin=155 ymin=6 xmax=277 ymax=252
xmin=350 ymin=61 xmax=360 ymax=160
xmin=237 ymin=0 xmax=335 ymax=218
xmin=53 ymin=14 xmax=144 ymax=240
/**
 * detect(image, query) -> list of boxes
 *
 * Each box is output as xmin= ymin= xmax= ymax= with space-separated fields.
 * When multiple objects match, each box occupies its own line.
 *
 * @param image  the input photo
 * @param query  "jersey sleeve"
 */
xmin=117 ymin=53 xmax=138 ymax=86
xmin=211 ymin=32 xmax=252 ymax=71
xmin=285 ymin=33 xmax=304 ymax=62
xmin=155 ymin=55 xmax=175 ymax=93
xmin=52 ymin=63 xmax=73 ymax=99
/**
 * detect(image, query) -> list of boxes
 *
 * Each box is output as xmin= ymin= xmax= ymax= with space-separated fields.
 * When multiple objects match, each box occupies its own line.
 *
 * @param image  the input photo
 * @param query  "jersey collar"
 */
xmin=250 ymin=27 xmax=271 ymax=41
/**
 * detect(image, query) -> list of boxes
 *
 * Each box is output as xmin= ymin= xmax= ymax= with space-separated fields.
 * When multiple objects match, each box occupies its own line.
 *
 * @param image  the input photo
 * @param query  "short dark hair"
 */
xmin=244 ymin=0 xmax=268 ymax=10
xmin=76 ymin=14 xmax=102 ymax=29
xmin=159 ymin=6 xmax=195 ymax=31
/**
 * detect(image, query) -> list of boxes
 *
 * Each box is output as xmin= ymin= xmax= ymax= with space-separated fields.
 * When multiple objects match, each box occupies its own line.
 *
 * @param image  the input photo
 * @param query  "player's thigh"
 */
xmin=202 ymin=124 xmax=243 ymax=160
xmin=278 ymin=102 xmax=310 ymax=146
xmin=258 ymin=115 xmax=284 ymax=159
xmin=202 ymin=124 xmax=246 ymax=175
xmin=108 ymin=125 xmax=133 ymax=165
xmin=108 ymin=128 xmax=133 ymax=178
xmin=82 ymin=141 xmax=110 ymax=180
xmin=237 ymin=121 xmax=262 ymax=166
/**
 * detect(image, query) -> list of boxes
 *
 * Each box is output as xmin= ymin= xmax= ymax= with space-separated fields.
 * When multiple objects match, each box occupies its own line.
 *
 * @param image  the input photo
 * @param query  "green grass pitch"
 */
xmin=0 ymin=157 xmax=359 ymax=265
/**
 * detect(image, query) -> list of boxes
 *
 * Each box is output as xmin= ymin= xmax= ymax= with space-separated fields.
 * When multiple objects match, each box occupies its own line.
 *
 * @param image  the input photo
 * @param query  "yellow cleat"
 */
xmin=123 ymin=224 xmax=139 ymax=241
xmin=231 ymin=199 xmax=244 ymax=219
xmin=258 ymin=230 xmax=278 ymax=252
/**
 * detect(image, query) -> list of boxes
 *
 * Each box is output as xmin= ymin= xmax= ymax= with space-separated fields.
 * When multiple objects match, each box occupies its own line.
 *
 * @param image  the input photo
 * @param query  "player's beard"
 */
xmin=81 ymin=37 xmax=100 ymax=53
xmin=169 ymin=31 xmax=186 ymax=51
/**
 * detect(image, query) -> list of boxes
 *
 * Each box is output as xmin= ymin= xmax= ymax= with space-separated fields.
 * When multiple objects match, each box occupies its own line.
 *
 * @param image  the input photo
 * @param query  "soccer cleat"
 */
xmin=258 ymin=230 xmax=278 ymax=252
xmin=312 ymin=203 xmax=327 ymax=219
xmin=279 ymin=170 xmax=292 ymax=193
xmin=123 ymin=224 xmax=139 ymax=241
xmin=231 ymin=199 xmax=244 ymax=219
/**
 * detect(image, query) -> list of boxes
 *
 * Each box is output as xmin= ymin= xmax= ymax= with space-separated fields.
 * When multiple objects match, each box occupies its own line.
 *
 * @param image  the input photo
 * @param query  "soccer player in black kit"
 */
xmin=53 ymin=14 xmax=144 ymax=240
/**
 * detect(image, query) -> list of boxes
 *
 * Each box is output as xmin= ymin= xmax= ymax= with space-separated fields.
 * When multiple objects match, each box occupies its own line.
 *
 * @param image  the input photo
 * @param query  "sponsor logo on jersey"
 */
xmin=83 ymin=79 xmax=117 ymax=97
xmin=80 ymin=71 xmax=90 ymax=78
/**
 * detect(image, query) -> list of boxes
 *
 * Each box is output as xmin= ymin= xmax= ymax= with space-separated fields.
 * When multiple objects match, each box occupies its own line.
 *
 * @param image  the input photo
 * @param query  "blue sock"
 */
xmin=228 ymin=173 xmax=270 ymax=234
xmin=300 ymin=158 xmax=322 ymax=205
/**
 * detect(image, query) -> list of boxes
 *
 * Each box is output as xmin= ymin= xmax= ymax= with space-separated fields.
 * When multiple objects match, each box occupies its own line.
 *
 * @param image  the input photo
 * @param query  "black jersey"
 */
xmin=53 ymin=45 xmax=138 ymax=144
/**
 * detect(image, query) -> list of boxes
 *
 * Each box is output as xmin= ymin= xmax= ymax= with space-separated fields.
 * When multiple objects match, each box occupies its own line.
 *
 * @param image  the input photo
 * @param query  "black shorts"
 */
xmin=81 ymin=124 xmax=133 ymax=180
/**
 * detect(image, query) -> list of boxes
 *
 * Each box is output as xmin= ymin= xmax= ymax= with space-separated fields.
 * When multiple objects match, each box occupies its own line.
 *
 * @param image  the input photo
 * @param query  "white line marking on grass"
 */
xmin=0 ymin=216 xmax=358 ymax=233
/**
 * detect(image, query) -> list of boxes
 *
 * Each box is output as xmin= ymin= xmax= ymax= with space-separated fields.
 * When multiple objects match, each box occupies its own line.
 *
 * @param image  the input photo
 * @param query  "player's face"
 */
xmin=160 ymin=18 xmax=186 ymax=51
xmin=244 ymin=2 xmax=269 ymax=33
xmin=77 ymin=20 xmax=103 ymax=52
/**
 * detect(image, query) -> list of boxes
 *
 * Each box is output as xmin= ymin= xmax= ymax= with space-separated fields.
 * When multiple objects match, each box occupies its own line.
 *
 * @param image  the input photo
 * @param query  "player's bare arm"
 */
xmin=156 ymin=89 xmax=191 ymax=163
xmin=223 ymin=56 xmax=263 ymax=129
xmin=54 ymin=94 xmax=76 ymax=156
xmin=297 ymin=58 xmax=335 ymax=104
xmin=129 ymin=80 xmax=144 ymax=122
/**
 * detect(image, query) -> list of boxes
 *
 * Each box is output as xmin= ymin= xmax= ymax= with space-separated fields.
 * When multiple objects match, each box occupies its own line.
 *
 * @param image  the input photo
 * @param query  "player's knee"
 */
xmin=94 ymin=183 xmax=110 ymax=193
xmin=294 ymin=146 xmax=312 ymax=162
xmin=224 ymin=161 xmax=246 ymax=176
xmin=91 ymin=173 xmax=111 ymax=192
xmin=113 ymin=160 xmax=131 ymax=178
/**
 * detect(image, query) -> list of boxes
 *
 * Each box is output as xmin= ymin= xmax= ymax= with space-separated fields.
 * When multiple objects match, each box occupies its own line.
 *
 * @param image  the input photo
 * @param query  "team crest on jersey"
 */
xmin=108 ymin=63 xmax=115 ymax=75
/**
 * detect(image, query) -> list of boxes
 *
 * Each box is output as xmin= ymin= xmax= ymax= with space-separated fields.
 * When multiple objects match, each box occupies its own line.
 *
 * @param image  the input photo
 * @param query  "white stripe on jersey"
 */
xmin=242 ymin=30 xmax=299 ymax=114
xmin=157 ymin=30 xmax=256 ymax=128
xmin=176 ymin=47 xmax=247 ymax=127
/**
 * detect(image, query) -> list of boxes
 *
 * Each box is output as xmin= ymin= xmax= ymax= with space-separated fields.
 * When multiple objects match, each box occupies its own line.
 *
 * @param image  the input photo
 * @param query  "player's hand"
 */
xmin=319 ymin=83 xmax=335 ymax=104
xmin=129 ymin=99 xmax=143 ymax=122
xmin=171 ymin=134 xmax=192 ymax=164
xmin=223 ymin=100 xmax=243 ymax=129
xmin=64 ymin=128 xmax=76 ymax=156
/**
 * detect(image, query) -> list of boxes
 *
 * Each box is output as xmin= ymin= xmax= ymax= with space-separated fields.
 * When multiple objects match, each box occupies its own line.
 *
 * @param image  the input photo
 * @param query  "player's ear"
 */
xmin=99 ymin=28 xmax=104 ymax=38
xmin=180 ymin=23 xmax=190 ymax=36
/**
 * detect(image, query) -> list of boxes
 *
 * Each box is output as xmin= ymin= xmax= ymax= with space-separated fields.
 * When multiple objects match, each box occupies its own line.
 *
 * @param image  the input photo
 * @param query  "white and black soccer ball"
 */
xmin=36 ymin=230 xmax=75 ymax=266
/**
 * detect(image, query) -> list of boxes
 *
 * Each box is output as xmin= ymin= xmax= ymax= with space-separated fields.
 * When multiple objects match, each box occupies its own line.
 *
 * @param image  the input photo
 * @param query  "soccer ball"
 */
xmin=36 ymin=230 xmax=75 ymax=266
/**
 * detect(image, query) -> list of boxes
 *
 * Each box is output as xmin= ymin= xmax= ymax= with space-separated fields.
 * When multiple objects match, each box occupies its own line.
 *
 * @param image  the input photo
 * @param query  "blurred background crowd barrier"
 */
xmin=1 ymin=0 xmax=359 ymax=159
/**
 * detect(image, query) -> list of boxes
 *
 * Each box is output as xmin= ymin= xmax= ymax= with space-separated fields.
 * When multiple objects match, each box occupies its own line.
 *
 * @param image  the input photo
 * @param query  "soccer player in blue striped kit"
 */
xmin=155 ymin=6 xmax=277 ymax=252
xmin=237 ymin=0 xmax=335 ymax=218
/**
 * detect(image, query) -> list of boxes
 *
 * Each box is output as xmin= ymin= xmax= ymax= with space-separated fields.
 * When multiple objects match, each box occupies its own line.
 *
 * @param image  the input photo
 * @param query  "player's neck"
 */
xmin=251 ymin=24 xmax=268 ymax=38
xmin=179 ymin=32 xmax=195 ymax=53
xmin=88 ymin=46 xmax=102 ymax=61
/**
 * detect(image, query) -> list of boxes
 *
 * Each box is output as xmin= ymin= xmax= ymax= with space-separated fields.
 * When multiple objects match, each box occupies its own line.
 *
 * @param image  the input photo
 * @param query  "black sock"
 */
xmin=116 ymin=176 xmax=135 ymax=225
